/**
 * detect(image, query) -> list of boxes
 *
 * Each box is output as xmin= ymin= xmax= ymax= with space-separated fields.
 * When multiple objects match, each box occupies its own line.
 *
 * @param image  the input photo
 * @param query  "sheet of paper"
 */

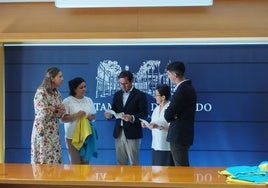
xmin=105 ymin=110 xmax=124 ymax=119
xmin=139 ymin=118 xmax=150 ymax=128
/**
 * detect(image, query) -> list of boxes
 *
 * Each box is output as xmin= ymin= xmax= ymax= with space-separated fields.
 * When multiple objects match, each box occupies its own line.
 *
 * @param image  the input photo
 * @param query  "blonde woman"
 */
xmin=31 ymin=67 xmax=65 ymax=164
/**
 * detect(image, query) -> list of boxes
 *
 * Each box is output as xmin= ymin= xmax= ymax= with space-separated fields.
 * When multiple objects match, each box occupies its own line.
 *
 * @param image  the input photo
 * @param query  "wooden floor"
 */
xmin=0 ymin=163 xmax=264 ymax=188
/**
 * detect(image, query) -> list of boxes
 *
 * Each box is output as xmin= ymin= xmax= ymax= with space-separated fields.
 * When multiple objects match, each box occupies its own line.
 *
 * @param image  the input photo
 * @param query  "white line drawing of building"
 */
xmin=96 ymin=60 xmax=121 ymax=98
xmin=96 ymin=60 xmax=172 ymax=98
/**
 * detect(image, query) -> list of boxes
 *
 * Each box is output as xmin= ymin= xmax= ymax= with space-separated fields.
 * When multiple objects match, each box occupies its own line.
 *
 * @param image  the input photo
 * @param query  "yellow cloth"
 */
xmin=72 ymin=115 xmax=92 ymax=150
xmin=259 ymin=162 xmax=268 ymax=171
xmin=226 ymin=176 xmax=256 ymax=184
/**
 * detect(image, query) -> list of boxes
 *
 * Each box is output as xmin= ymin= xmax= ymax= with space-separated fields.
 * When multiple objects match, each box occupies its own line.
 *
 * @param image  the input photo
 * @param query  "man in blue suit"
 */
xmin=164 ymin=61 xmax=197 ymax=166
xmin=104 ymin=70 xmax=148 ymax=165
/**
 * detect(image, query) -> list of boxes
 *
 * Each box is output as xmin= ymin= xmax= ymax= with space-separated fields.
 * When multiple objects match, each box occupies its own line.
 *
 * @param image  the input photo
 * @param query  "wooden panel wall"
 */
xmin=0 ymin=0 xmax=268 ymax=42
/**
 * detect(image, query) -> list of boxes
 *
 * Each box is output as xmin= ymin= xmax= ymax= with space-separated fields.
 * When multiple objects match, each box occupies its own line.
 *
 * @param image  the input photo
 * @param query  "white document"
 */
xmin=105 ymin=109 xmax=124 ymax=119
xmin=139 ymin=118 xmax=150 ymax=128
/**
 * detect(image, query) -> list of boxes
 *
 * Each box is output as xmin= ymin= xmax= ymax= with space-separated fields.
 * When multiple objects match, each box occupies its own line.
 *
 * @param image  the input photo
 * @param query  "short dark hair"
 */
xmin=68 ymin=77 xmax=85 ymax=96
xmin=166 ymin=61 xmax=185 ymax=77
xmin=156 ymin=84 xmax=171 ymax=100
xmin=118 ymin=70 xmax=133 ymax=82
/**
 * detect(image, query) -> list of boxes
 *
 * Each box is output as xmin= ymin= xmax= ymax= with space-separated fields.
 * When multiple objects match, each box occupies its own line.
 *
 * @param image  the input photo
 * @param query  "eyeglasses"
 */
xmin=120 ymin=82 xmax=130 ymax=86
xmin=154 ymin=94 xmax=161 ymax=97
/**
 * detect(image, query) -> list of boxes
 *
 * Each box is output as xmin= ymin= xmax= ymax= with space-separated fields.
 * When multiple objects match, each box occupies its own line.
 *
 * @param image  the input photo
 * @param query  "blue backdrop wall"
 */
xmin=4 ymin=44 xmax=268 ymax=166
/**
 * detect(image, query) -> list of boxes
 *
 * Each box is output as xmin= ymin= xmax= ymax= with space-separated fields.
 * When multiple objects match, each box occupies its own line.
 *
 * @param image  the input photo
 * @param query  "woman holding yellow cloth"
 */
xmin=61 ymin=77 xmax=96 ymax=164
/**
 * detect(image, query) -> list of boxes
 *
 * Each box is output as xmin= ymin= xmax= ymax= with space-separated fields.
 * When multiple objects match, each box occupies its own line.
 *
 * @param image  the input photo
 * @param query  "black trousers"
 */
xmin=170 ymin=143 xmax=190 ymax=166
xmin=152 ymin=149 xmax=174 ymax=166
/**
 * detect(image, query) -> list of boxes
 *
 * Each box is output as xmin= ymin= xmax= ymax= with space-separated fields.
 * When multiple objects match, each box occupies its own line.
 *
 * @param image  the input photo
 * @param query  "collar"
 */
xmin=174 ymin=79 xmax=188 ymax=91
xmin=123 ymin=86 xmax=134 ymax=94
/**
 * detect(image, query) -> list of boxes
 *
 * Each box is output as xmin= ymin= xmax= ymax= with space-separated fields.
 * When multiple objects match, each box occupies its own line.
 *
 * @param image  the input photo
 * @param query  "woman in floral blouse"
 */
xmin=31 ymin=67 xmax=65 ymax=164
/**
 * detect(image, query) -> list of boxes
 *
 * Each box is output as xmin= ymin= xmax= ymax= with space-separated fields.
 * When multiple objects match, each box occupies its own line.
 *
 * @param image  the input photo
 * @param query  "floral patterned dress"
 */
xmin=31 ymin=87 xmax=63 ymax=164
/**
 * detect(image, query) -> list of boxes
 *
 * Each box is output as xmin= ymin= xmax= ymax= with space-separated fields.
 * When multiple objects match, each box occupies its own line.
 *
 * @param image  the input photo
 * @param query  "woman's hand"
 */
xmin=104 ymin=111 xmax=113 ymax=119
xmin=47 ymin=105 xmax=56 ymax=112
xmin=149 ymin=123 xmax=158 ymax=129
xmin=76 ymin=110 xmax=86 ymax=118
xmin=141 ymin=122 xmax=146 ymax=128
xmin=87 ymin=114 xmax=95 ymax=121
xmin=141 ymin=122 xmax=153 ymax=130
xmin=56 ymin=104 xmax=65 ymax=116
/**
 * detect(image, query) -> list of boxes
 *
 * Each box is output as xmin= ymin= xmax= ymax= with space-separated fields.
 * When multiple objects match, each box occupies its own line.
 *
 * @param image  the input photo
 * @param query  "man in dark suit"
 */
xmin=104 ymin=70 xmax=148 ymax=165
xmin=164 ymin=61 xmax=197 ymax=166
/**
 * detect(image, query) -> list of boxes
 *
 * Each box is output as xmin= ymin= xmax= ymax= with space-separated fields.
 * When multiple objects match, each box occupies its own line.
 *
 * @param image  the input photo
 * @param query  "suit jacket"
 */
xmin=112 ymin=87 xmax=148 ymax=139
xmin=164 ymin=80 xmax=197 ymax=146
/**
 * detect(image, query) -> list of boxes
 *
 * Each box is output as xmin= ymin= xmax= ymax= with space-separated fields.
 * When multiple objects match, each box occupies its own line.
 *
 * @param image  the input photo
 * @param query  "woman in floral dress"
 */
xmin=31 ymin=67 xmax=65 ymax=164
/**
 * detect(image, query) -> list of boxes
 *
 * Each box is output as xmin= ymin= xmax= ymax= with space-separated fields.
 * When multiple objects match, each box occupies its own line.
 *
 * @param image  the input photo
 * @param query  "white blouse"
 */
xmin=62 ymin=96 xmax=96 ymax=139
xmin=151 ymin=101 xmax=170 ymax=151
